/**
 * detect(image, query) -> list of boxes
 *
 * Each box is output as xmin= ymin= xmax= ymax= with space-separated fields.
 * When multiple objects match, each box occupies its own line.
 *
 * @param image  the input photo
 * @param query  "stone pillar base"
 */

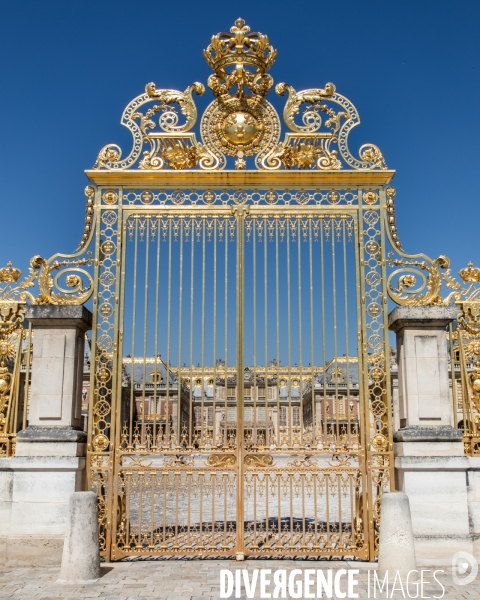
xmin=394 ymin=427 xmax=472 ymax=565
xmin=0 ymin=429 xmax=86 ymax=566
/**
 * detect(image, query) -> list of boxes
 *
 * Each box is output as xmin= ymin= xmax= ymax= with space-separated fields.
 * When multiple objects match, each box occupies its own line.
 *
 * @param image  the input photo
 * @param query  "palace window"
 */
xmin=194 ymin=406 xmax=213 ymax=426
xmin=279 ymin=406 xmax=300 ymax=426
xmin=292 ymin=406 xmax=300 ymax=426
xmin=330 ymin=366 xmax=345 ymax=384
xmin=150 ymin=370 xmax=163 ymax=384
xmin=227 ymin=406 xmax=236 ymax=424
xmin=258 ymin=406 xmax=266 ymax=424
xmin=206 ymin=406 xmax=213 ymax=426
xmin=194 ymin=406 xmax=201 ymax=426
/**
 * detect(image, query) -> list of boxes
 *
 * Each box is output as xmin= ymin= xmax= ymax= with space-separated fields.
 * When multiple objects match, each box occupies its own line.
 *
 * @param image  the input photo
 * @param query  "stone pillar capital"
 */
xmin=388 ymin=306 xmax=457 ymax=333
xmin=25 ymin=305 xmax=92 ymax=332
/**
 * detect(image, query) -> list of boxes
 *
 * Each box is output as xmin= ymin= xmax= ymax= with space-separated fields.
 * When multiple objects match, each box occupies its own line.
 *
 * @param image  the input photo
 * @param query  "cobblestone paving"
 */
xmin=0 ymin=559 xmax=477 ymax=599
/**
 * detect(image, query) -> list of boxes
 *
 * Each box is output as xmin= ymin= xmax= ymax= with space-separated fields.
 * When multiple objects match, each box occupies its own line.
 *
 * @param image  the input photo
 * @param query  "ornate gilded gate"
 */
xmin=82 ymin=19 xmax=396 ymax=561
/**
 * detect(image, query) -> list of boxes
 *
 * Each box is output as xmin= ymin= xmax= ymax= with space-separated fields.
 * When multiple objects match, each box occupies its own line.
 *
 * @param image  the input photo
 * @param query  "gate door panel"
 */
xmin=242 ymin=207 xmax=365 ymax=557
xmin=114 ymin=208 xmax=239 ymax=558
xmin=85 ymin=183 xmax=393 ymax=561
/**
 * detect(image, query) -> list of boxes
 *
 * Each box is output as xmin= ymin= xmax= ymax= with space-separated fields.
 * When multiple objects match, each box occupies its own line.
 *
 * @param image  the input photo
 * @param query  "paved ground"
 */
xmin=0 ymin=559 xmax=477 ymax=599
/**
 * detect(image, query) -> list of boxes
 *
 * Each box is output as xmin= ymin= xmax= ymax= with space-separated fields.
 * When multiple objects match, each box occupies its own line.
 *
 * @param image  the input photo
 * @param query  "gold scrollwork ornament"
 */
xmin=244 ymin=454 xmax=273 ymax=467
xmin=207 ymin=454 xmax=237 ymax=467
xmin=387 ymin=256 xmax=450 ymax=306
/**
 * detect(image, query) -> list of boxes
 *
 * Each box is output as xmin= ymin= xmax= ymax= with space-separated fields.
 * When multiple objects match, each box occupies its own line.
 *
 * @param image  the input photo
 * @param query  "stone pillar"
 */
xmin=0 ymin=305 xmax=92 ymax=566
xmin=59 ymin=492 xmax=100 ymax=582
xmin=378 ymin=492 xmax=417 ymax=578
xmin=467 ymin=457 xmax=480 ymax=559
xmin=389 ymin=306 xmax=472 ymax=565
xmin=390 ymin=306 xmax=456 ymax=429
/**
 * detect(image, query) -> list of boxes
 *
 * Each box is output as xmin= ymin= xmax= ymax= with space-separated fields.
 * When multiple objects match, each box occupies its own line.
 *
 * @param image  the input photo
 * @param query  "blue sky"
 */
xmin=0 ymin=0 xmax=478 ymax=278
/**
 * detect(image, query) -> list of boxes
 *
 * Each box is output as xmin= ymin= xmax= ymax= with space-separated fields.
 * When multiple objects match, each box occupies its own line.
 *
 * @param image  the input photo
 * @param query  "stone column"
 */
xmin=465 ymin=458 xmax=480 ymax=559
xmin=389 ymin=306 xmax=472 ymax=564
xmin=0 ymin=305 xmax=92 ymax=566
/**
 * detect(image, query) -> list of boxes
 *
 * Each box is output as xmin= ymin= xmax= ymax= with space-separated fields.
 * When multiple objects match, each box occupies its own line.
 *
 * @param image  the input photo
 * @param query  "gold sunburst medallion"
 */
xmin=0 ymin=338 xmax=16 ymax=365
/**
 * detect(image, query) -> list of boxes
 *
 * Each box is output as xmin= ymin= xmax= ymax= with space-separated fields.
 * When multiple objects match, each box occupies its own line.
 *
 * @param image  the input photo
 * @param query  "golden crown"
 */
xmin=459 ymin=262 xmax=480 ymax=283
xmin=0 ymin=262 xmax=21 ymax=283
xmin=203 ymin=18 xmax=277 ymax=76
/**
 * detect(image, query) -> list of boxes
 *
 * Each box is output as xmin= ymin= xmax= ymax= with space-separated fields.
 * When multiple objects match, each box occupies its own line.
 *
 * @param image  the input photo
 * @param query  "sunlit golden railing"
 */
xmin=0 ymin=264 xmax=35 ymax=456
xmin=447 ymin=264 xmax=480 ymax=455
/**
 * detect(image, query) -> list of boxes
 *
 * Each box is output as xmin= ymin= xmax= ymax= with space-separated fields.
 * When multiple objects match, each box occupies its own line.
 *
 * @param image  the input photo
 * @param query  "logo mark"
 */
xmin=452 ymin=551 xmax=478 ymax=586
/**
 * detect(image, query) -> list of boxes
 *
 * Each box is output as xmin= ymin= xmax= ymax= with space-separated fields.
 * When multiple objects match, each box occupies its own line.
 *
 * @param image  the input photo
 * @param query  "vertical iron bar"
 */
xmin=177 ymin=219 xmax=184 ymax=445
xmin=264 ymin=217 xmax=269 ymax=447
xmin=201 ymin=219 xmax=206 ymax=448
xmin=342 ymin=219 xmax=352 ymax=445
xmin=331 ymin=218 xmax=339 ymax=447
xmin=253 ymin=217 xmax=257 ymax=446
xmin=22 ymin=323 xmax=33 ymax=431
xmin=309 ymin=219 xmax=315 ymax=445
xmin=213 ymin=219 xmax=218 ymax=447
xmin=297 ymin=218 xmax=304 ymax=446
xmin=165 ymin=219 xmax=173 ymax=446
xmin=129 ymin=219 xmax=139 ymax=447
xmin=320 ymin=219 xmax=328 ymax=443
xmin=449 ymin=323 xmax=459 ymax=432
xmin=275 ymin=219 xmax=281 ymax=446
xmin=153 ymin=217 xmax=161 ymax=447
xmin=224 ymin=218 xmax=229 ymax=447
xmin=286 ymin=219 xmax=292 ymax=446
xmin=141 ymin=218 xmax=150 ymax=444
xmin=189 ymin=220 xmax=195 ymax=447
xmin=235 ymin=210 xmax=245 ymax=559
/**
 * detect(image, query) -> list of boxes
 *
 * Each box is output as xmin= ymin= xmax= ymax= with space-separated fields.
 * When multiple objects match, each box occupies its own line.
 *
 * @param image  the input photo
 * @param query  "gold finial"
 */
xmin=204 ymin=17 xmax=277 ymax=98
xmin=459 ymin=262 xmax=480 ymax=283
xmin=0 ymin=262 xmax=21 ymax=283
xmin=200 ymin=18 xmax=281 ymax=168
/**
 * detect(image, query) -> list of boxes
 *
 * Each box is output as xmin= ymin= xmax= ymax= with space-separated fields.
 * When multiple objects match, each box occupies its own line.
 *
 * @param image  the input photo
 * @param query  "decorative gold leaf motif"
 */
xmin=244 ymin=454 xmax=273 ymax=467
xmin=387 ymin=255 xmax=449 ymax=306
xmin=207 ymin=454 xmax=236 ymax=467
xmin=371 ymin=434 xmax=388 ymax=451
xmin=30 ymin=254 xmax=93 ymax=306
xmin=276 ymin=82 xmax=336 ymax=133
xmin=162 ymin=142 xmax=200 ymax=170
xmin=164 ymin=455 xmax=195 ymax=467
xmin=286 ymin=454 xmax=316 ymax=468
xmin=363 ymin=190 xmax=378 ymax=205
xmin=92 ymin=433 xmax=110 ymax=452
xmin=0 ymin=337 xmax=16 ymax=364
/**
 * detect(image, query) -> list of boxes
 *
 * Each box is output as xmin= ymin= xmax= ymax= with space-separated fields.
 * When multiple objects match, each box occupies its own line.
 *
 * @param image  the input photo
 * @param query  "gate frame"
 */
xmin=85 ymin=168 xmax=396 ymax=562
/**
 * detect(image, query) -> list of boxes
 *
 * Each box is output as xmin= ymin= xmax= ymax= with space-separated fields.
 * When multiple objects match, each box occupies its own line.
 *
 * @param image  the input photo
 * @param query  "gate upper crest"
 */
xmin=94 ymin=18 xmax=387 ymax=172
